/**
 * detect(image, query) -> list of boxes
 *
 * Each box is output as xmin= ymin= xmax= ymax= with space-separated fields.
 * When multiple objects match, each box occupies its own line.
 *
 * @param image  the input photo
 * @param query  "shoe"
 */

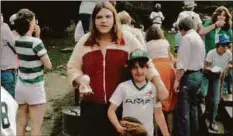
xmin=25 ymin=125 xmax=31 ymax=132
xmin=209 ymin=122 xmax=219 ymax=132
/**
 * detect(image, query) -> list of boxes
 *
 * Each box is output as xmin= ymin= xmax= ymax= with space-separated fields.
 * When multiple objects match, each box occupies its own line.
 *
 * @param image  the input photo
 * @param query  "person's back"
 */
xmin=1 ymin=16 xmax=18 ymax=98
xmin=146 ymin=39 xmax=170 ymax=59
xmin=173 ymin=10 xmax=202 ymax=31
xmin=118 ymin=11 xmax=146 ymax=47
xmin=15 ymin=36 xmax=47 ymax=84
xmin=1 ymin=23 xmax=18 ymax=71
xmin=122 ymin=24 xmax=146 ymax=47
xmin=14 ymin=9 xmax=52 ymax=136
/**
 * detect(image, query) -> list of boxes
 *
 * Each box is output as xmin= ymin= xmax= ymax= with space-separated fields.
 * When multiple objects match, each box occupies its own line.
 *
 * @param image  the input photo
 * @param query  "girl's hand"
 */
xmin=79 ymin=84 xmax=94 ymax=99
xmin=215 ymin=20 xmax=225 ymax=28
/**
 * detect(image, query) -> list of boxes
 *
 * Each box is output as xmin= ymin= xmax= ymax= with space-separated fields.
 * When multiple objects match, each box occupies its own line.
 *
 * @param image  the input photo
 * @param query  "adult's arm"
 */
xmin=198 ymin=20 xmax=225 ymax=36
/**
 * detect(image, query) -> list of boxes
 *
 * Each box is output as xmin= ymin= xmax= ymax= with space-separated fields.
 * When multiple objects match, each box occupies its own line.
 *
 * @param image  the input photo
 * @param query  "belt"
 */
xmin=1 ymin=68 xmax=17 ymax=72
xmin=153 ymin=22 xmax=162 ymax=24
xmin=185 ymin=69 xmax=201 ymax=74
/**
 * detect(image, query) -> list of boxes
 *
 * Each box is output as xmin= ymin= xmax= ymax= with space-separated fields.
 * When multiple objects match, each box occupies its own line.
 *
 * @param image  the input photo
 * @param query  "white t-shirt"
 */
xmin=79 ymin=2 xmax=97 ymax=14
xmin=122 ymin=25 xmax=146 ymax=47
xmin=150 ymin=11 xmax=164 ymax=24
xmin=146 ymin=39 xmax=170 ymax=59
xmin=1 ymin=87 xmax=18 ymax=136
xmin=206 ymin=49 xmax=232 ymax=70
xmin=74 ymin=20 xmax=85 ymax=42
xmin=110 ymin=80 xmax=159 ymax=136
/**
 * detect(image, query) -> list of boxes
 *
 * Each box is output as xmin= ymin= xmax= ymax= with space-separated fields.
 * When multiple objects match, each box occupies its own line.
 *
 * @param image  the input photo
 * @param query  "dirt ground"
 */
xmin=41 ymin=69 xmax=75 ymax=136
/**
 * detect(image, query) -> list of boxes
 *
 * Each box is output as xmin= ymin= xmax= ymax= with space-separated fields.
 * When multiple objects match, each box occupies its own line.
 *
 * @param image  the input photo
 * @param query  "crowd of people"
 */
xmin=1 ymin=1 xmax=232 ymax=136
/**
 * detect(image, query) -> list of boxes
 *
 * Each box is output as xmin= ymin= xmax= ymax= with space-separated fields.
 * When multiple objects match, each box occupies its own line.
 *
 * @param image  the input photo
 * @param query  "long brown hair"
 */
xmin=212 ymin=6 xmax=232 ymax=31
xmin=85 ymin=2 xmax=124 ymax=46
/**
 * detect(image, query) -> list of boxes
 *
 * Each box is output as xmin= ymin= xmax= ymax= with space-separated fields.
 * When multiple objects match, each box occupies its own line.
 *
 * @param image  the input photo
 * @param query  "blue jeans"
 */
xmin=223 ymin=68 xmax=232 ymax=94
xmin=177 ymin=71 xmax=203 ymax=136
xmin=205 ymin=71 xmax=221 ymax=123
xmin=1 ymin=69 xmax=17 ymax=98
xmin=174 ymin=32 xmax=182 ymax=53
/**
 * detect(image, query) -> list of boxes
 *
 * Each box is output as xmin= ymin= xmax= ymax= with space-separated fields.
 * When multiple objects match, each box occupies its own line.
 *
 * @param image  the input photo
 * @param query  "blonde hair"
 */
xmin=118 ymin=10 xmax=132 ymax=25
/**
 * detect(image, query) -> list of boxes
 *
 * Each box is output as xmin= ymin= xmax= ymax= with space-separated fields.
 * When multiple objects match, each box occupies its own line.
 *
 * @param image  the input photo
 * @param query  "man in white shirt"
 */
xmin=78 ymin=1 xmax=97 ymax=33
xmin=174 ymin=17 xmax=205 ymax=136
xmin=149 ymin=3 xmax=165 ymax=28
xmin=74 ymin=20 xmax=85 ymax=43
xmin=172 ymin=0 xmax=201 ymax=53
xmin=1 ymin=14 xmax=18 ymax=98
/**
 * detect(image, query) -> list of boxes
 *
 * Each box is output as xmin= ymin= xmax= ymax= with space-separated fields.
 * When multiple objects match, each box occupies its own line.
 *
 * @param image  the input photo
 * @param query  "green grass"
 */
xmin=164 ymin=30 xmax=176 ymax=56
xmin=43 ymin=35 xmax=75 ymax=72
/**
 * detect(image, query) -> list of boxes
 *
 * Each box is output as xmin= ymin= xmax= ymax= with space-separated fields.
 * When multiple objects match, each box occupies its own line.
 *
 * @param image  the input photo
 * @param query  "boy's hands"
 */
xmin=33 ymin=24 xmax=41 ymax=38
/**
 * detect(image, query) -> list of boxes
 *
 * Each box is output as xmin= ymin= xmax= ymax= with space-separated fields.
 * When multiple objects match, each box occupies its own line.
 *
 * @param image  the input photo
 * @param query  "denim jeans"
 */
xmin=1 ymin=70 xmax=17 ymax=98
xmin=223 ymin=68 xmax=232 ymax=94
xmin=205 ymin=71 xmax=221 ymax=123
xmin=177 ymin=71 xmax=203 ymax=136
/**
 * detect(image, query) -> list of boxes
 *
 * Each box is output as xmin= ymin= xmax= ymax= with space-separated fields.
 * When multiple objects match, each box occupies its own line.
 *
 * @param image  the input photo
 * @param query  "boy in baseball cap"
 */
xmin=108 ymin=49 xmax=169 ymax=136
xmin=204 ymin=33 xmax=232 ymax=131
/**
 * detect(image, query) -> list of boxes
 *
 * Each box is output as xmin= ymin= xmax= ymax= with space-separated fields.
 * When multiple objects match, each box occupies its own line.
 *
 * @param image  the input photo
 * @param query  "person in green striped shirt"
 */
xmin=14 ymin=9 xmax=52 ymax=136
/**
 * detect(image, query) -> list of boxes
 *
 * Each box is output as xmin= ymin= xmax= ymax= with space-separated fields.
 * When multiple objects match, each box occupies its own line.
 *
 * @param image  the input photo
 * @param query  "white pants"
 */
xmin=152 ymin=23 xmax=162 ymax=28
xmin=15 ymin=79 xmax=46 ymax=105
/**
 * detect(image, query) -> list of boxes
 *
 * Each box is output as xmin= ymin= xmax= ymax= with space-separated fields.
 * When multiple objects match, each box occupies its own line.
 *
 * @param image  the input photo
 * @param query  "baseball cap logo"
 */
xmin=215 ymin=33 xmax=231 ymax=44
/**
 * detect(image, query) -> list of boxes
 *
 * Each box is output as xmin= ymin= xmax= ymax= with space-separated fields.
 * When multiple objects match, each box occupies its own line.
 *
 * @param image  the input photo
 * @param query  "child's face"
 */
xmin=217 ymin=45 xmax=227 ymax=55
xmin=130 ymin=62 xmax=148 ymax=83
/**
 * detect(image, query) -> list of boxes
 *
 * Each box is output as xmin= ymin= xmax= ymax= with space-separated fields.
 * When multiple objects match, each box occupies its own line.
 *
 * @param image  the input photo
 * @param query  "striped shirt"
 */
xmin=15 ymin=36 xmax=47 ymax=84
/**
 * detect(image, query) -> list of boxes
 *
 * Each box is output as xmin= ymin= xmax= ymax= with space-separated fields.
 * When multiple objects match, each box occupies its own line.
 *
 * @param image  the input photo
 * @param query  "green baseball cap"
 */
xmin=129 ymin=49 xmax=149 ymax=62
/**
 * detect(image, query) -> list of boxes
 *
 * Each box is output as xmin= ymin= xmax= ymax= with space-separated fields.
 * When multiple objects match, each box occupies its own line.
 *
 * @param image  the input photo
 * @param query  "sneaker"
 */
xmin=209 ymin=122 xmax=219 ymax=132
xmin=25 ymin=125 xmax=31 ymax=132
